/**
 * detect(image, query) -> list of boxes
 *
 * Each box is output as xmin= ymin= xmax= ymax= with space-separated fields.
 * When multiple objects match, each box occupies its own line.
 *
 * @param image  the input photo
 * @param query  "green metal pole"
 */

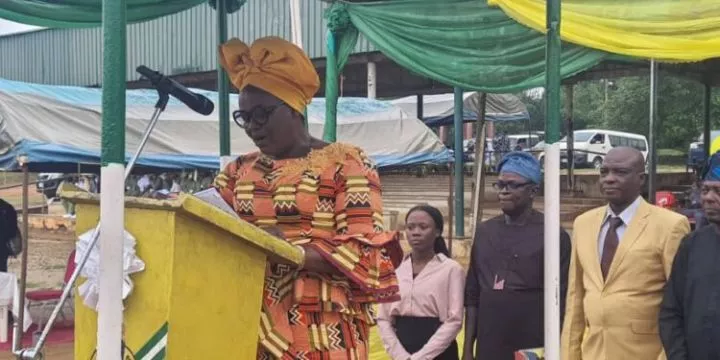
xmin=323 ymin=30 xmax=339 ymax=143
xmin=453 ymin=87 xmax=464 ymax=237
xmin=99 ymin=0 xmax=126 ymax=358
xmin=704 ymin=83 xmax=712 ymax=158
xmin=545 ymin=0 xmax=562 ymax=359
xmin=217 ymin=0 xmax=231 ymax=160
xmin=545 ymin=0 xmax=562 ymax=144
xmin=101 ymin=7 xmax=127 ymax=166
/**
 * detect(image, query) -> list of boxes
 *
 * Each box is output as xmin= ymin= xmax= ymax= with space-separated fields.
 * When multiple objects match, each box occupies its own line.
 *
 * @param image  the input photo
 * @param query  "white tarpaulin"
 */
xmin=0 ymin=78 xmax=451 ymax=172
xmin=392 ymin=92 xmax=529 ymax=127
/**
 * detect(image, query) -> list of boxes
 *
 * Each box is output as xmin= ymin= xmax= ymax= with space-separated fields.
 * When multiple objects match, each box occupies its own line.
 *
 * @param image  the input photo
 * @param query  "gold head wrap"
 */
xmin=218 ymin=36 xmax=320 ymax=114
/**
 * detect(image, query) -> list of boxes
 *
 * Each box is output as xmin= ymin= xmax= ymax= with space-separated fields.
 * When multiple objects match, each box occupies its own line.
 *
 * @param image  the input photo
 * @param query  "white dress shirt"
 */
xmin=598 ymin=196 xmax=642 ymax=259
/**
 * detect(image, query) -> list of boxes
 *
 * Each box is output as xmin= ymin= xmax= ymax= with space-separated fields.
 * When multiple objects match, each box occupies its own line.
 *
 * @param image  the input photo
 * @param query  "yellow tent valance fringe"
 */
xmin=488 ymin=0 xmax=720 ymax=62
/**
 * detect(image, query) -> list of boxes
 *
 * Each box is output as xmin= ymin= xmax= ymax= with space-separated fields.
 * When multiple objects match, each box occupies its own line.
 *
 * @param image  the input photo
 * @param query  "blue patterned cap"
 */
xmin=703 ymin=151 xmax=720 ymax=181
xmin=497 ymin=151 xmax=541 ymax=184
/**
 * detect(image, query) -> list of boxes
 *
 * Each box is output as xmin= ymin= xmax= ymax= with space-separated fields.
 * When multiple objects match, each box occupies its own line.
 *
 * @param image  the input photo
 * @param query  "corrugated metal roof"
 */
xmin=0 ymin=1 xmax=375 ymax=86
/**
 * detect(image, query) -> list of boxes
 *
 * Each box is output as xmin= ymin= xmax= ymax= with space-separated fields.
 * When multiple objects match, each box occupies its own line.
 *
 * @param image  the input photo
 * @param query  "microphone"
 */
xmin=136 ymin=65 xmax=215 ymax=115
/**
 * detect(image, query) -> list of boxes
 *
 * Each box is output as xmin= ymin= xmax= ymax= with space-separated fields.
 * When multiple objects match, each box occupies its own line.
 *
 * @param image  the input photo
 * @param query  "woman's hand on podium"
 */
xmin=264 ymin=226 xmax=286 ymax=240
xmin=301 ymin=247 xmax=341 ymax=275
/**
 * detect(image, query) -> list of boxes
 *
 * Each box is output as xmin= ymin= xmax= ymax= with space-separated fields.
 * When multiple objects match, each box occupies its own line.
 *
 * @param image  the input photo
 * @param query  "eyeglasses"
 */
xmin=701 ymin=185 xmax=720 ymax=195
xmin=493 ymin=181 xmax=532 ymax=191
xmin=232 ymin=104 xmax=282 ymax=129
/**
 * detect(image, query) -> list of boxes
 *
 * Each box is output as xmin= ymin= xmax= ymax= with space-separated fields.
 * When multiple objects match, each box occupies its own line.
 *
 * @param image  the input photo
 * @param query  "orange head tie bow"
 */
xmin=218 ymin=37 xmax=320 ymax=114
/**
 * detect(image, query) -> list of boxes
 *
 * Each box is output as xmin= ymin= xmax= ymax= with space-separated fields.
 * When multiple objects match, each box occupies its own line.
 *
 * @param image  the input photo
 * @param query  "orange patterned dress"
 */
xmin=214 ymin=142 xmax=403 ymax=360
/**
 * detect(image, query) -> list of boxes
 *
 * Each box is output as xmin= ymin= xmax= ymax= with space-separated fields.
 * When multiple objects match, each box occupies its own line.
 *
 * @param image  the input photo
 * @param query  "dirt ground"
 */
xmin=0 ymin=183 xmax=72 ymax=290
xmin=8 ymin=239 xmax=75 ymax=291
xmin=0 ymin=182 xmax=49 ymax=212
xmin=0 ymin=183 xmax=74 ymax=359
xmin=0 ymin=237 xmax=74 ymax=360
xmin=0 ymin=344 xmax=73 ymax=360
xmin=0 ymin=232 xmax=74 ymax=360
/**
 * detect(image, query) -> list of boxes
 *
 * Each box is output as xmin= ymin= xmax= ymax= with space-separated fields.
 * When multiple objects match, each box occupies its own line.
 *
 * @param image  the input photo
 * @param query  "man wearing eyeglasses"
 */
xmin=463 ymin=151 xmax=571 ymax=360
xmin=660 ymin=151 xmax=720 ymax=359
xmin=561 ymin=147 xmax=690 ymax=360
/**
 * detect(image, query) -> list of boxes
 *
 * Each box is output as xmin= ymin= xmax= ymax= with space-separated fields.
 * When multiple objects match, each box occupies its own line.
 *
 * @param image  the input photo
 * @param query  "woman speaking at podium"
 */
xmin=214 ymin=36 xmax=403 ymax=359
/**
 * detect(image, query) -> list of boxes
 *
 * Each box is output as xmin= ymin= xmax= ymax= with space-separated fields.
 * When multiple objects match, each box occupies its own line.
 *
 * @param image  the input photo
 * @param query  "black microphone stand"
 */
xmin=14 ymin=88 xmax=171 ymax=360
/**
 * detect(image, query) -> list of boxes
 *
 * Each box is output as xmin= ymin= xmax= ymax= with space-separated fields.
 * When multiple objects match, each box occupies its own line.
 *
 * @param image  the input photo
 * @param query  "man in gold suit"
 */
xmin=561 ymin=147 xmax=690 ymax=360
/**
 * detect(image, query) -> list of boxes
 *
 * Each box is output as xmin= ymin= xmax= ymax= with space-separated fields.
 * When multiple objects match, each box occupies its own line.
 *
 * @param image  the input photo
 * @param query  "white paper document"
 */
xmin=193 ymin=188 xmax=240 ymax=219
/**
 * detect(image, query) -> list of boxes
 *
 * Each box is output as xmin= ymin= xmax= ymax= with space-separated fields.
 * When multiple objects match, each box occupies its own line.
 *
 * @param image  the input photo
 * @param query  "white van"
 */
xmin=537 ymin=129 xmax=648 ymax=169
xmin=507 ymin=134 xmax=542 ymax=151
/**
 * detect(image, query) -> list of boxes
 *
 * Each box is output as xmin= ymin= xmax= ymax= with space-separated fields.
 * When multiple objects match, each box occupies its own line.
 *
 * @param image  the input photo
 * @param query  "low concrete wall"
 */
xmin=559 ymin=172 xmax=692 ymax=198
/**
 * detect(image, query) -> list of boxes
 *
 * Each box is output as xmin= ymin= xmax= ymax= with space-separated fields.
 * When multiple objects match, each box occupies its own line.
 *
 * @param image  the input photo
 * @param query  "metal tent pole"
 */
xmin=544 ymin=0 xmax=562 ymax=358
xmin=448 ymin=168 xmax=454 ymax=255
xmin=13 ymin=161 xmax=29 ymax=355
xmin=471 ymin=93 xmax=488 ymax=234
xmin=565 ymin=85 xmax=575 ymax=191
xmin=217 ymin=0 xmax=231 ymax=169
xmin=367 ymin=62 xmax=377 ymax=99
xmin=453 ymin=87 xmax=464 ymax=238
xmin=704 ymin=83 xmax=712 ymax=159
xmin=648 ymin=60 xmax=659 ymax=203
xmin=417 ymin=94 xmax=424 ymax=120
xmin=289 ymin=0 xmax=310 ymax=127
xmin=290 ymin=0 xmax=303 ymax=48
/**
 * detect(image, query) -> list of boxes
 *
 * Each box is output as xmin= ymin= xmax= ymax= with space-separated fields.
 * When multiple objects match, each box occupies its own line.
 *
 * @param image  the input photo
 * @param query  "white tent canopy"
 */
xmin=0 ymin=78 xmax=451 ymax=172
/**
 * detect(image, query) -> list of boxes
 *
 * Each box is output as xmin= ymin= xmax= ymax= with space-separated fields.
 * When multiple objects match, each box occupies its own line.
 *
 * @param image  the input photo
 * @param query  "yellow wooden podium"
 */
xmin=64 ymin=190 xmax=303 ymax=360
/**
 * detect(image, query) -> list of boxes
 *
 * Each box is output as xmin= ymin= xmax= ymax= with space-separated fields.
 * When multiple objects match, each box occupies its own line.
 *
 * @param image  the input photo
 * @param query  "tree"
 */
xmin=495 ymin=74 xmax=720 ymax=151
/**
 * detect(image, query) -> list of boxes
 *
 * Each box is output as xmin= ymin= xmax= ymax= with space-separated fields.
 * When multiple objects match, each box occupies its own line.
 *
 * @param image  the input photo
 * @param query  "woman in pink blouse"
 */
xmin=378 ymin=205 xmax=465 ymax=360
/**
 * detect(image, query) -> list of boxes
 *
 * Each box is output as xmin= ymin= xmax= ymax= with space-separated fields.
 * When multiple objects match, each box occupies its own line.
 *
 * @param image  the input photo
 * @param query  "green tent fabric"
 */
xmin=321 ymin=0 xmax=611 ymax=141
xmin=208 ymin=0 xmax=246 ymax=14
xmin=335 ymin=0 xmax=610 ymax=93
xmin=0 ymin=0 xmax=208 ymax=28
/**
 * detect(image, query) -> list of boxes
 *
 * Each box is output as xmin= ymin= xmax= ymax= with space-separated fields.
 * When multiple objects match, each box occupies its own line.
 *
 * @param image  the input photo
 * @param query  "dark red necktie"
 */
xmin=601 ymin=217 xmax=623 ymax=280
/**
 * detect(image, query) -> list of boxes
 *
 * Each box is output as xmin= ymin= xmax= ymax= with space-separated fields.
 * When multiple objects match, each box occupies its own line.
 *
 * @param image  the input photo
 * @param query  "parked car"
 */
xmin=36 ymin=173 xmax=64 ymax=199
xmin=507 ymin=134 xmax=542 ymax=151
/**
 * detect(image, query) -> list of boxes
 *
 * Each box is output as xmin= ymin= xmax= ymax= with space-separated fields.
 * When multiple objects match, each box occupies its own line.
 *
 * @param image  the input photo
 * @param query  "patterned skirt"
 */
xmin=257 ymin=308 xmax=369 ymax=360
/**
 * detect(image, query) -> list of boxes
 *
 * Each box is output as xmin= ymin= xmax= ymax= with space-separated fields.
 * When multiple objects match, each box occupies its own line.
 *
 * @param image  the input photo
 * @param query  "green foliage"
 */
xmin=495 ymin=75 xmax=720 ymax=152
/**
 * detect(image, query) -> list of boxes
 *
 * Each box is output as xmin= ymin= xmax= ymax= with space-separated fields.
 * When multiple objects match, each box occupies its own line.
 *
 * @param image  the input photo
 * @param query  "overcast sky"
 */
xmin=0 ymin=19 xmax=43 ymax=36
